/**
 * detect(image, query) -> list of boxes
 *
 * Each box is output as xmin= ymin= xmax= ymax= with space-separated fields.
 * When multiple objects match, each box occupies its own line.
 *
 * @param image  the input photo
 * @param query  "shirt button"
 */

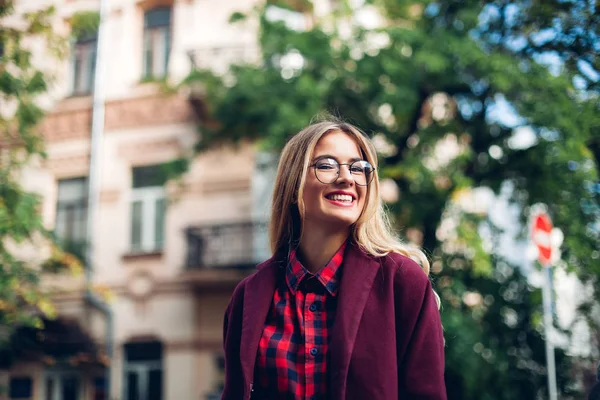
xmin=309 ymin=303 xmax=318 ymax=312
xmin=310 ymin=348 xmax=318 ymax=356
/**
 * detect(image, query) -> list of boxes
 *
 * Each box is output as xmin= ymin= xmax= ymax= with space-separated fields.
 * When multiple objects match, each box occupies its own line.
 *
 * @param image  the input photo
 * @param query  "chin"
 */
xmin=322 ymin=213 xmax=359 ymax=229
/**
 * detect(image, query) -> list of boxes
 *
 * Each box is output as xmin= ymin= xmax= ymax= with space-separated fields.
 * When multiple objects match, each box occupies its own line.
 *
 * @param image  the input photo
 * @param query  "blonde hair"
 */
xmin=269 ymin=120 xmax=432 ymax=278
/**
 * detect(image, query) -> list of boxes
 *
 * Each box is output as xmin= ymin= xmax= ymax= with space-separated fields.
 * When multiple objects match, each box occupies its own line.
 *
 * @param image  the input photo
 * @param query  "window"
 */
xmin=130 ymin=165 xmax=166 ymax=253
xmin=71 ymin=34 xmax=97 ymax=95
xmin=9 ymin=377 xmax=32 ymax=399
xmin=93 ymin=377 xmax=107 ymax=400
xmin=123 ymin=341 xmax=163 ymax=400
xmin=55 ymin=178 xmax=88 ymax=260
xmin=143 ymin=7 xmax=171 ymax=79
xmin=45 ymin=373 xmax=81 ymax=400
xmin=214 ymin=355 xmax=225 ymax=394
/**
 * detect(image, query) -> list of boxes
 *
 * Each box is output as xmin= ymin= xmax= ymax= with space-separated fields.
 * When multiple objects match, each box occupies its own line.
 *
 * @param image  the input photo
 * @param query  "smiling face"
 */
xmin=300 ymin=130 xmax=369 ymax=233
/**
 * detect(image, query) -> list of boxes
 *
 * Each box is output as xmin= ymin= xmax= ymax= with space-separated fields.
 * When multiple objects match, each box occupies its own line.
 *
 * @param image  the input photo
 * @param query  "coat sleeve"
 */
xmin=394 ymin=258 xmax=447 ymax=399
xmin=221 ymin=282 xmax=246 ymax=400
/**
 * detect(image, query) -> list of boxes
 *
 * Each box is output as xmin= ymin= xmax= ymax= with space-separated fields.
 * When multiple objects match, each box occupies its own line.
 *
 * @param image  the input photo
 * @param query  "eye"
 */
xmin=315 ymin=159 xmax=338 ymax=170
xmin=317 ymin=164 xmax=334 ymax=169
xmin=351 ymin=161 xmax=372 ymax=174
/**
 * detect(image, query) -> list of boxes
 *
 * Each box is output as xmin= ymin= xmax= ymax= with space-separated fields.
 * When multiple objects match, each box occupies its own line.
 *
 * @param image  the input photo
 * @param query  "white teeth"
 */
xmin=327 ymin=194 xmax=353 ymax=202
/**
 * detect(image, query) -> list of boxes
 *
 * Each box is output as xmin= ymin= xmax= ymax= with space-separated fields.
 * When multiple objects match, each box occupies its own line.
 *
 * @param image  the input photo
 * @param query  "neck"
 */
xmin=297 ymin=223 xmax=350 ymax=274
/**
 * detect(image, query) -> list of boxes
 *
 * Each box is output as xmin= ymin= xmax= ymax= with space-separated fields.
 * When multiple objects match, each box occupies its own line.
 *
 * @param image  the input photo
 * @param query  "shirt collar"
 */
xmin=285 ymin=241 xmax=346 ymax=296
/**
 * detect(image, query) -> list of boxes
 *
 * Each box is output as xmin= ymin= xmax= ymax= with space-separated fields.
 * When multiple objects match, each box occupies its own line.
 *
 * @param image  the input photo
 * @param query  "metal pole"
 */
xmin=85 ymin=0 xmax=113 ymax=398
xmin=542 ymin=265 xmax=558 ymax=400
xmin=85 ymin=0 xmax=107 ymax=269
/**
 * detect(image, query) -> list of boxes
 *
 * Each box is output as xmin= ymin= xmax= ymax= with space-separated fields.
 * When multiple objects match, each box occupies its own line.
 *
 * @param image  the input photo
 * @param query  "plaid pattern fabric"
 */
xmin=254 ymin=242 xmax=346 ymax=399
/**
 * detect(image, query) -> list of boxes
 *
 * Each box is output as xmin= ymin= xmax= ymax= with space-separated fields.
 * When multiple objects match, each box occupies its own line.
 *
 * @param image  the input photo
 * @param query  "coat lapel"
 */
xmin=240 ymin=256 xmax=281 ymax=390
xmin=329 ymin=243 xmax=381 ymax=399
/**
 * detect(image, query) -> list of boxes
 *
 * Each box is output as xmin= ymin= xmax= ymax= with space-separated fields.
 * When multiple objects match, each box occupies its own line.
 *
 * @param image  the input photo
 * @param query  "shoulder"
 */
xmin=379 ymin=253 xmax=441 ymax=331
xmin=374 ymin=252 xmax=433 ymax=302
xmin=380 ymin=252 xmax=430 ymax=284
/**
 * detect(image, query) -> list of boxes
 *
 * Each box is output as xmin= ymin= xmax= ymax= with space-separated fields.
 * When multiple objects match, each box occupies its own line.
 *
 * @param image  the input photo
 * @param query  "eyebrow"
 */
xmin=312 ymin=154 xmax=364 ymax=163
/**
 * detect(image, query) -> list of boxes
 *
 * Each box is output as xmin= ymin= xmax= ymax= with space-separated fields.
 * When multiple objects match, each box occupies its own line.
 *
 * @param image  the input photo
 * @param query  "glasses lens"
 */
xmin=314 ymin=158 xmax=339 ymax=184
xmin=350 ymin=160 xmax=374 ymax=186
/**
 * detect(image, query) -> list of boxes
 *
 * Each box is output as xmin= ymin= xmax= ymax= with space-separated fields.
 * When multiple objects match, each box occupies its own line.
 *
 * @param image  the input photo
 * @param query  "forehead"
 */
xmin=312 ymin=130 xmax=363 ymax=159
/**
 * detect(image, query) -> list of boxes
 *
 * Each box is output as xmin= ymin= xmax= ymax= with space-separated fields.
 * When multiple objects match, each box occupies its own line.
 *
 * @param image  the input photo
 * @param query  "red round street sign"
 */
xmin=532 ymin=212 xmax=553 ymax=266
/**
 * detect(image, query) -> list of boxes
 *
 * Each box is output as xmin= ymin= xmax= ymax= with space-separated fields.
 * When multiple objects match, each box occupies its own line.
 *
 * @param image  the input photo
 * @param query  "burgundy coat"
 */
xmin=221 ymin=242 xmax=447 ymax=400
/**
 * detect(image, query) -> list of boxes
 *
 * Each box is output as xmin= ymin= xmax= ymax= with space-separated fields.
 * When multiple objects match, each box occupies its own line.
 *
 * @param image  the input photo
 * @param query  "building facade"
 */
xmin=0 ymin=0 xmax=294 ymax=398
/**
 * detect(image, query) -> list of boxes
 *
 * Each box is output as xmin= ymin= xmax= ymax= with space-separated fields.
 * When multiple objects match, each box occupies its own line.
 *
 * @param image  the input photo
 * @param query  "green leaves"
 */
xmin=182 ymin=1 xmax=598 ymax=397
xmin=0 ymin=1 xmax=74 ymax=356
xmin=70 ymin=10 xmax=99 ymax=40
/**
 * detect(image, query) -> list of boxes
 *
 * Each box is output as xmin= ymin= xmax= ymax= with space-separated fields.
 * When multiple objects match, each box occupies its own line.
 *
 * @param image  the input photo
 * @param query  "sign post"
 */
xmin=531 ymin=210 xmax=558 ymax=400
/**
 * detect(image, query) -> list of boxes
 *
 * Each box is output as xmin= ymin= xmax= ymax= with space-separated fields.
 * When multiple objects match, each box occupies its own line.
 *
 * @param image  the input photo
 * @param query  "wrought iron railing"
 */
xmin=185 ymin=221 xmax=270 ymax=269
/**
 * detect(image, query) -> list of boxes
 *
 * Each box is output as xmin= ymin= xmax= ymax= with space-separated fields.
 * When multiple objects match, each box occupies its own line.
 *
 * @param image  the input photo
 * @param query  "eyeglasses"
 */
xmin=309 ymin=158 xmax=374 ymax=186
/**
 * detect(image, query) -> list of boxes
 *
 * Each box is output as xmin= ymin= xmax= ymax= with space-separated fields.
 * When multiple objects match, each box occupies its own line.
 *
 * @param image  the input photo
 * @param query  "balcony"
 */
xmin=185 ymin=221 xmax=270 ymax=270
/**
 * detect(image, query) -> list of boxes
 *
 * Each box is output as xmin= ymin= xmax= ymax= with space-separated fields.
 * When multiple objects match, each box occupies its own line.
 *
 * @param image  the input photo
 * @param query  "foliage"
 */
xmin=70 ymin=10 xmax=99 ymax=40
xmin=159 ymin=157 xmax=190 ymax=183
xmin=0 ymin=1 xmax=80 ymax=349
xmin=183 ymin=0 xmax=599 ymax=398
xmin=0 ymin=317 xmax=105 ymax=369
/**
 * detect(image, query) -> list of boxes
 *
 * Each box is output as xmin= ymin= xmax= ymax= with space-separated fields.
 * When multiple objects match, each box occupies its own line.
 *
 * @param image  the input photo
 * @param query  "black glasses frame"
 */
xmin=309 ymin=159 xmax=374 ymax=186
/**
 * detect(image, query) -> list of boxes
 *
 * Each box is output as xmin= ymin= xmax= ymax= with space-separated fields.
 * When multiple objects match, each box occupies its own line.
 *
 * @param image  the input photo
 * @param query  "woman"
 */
xmin=221 ymin=121 xmax=446 ymax=400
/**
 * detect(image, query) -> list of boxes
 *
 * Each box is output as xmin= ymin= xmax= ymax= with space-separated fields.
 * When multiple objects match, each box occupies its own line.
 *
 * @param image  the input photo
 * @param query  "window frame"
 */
xmin=44 ymin=371 xmax=84 ymax=400
xmin=55 ymin=177 xmax=88 ymax=260
xmin=130 ymin=185 xmax=166 ymax=253
xmin=122 ymin=341 xmax=163 ymax=400
xmin=70 ymin=36 xmax=97 ymax=95
xmin=9 ymin=376 xmax=33 ymax=400
xmin=142 ymin=6 xmax=172 ymax=80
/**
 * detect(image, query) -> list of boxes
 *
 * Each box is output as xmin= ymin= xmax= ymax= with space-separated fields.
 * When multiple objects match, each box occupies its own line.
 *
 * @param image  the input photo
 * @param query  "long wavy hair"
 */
xmin=269 ymin=120 xmax=432 ymax=278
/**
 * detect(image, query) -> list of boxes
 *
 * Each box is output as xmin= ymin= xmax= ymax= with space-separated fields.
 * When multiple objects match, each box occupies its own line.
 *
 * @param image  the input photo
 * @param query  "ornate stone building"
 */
xmin=0 ymin=0 xmax=291 ymax=398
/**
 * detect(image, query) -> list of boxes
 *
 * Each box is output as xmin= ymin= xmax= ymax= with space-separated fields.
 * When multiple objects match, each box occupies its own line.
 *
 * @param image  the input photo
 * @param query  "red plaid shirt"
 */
xmin=253 ymin=242 xmax=346 ymax=400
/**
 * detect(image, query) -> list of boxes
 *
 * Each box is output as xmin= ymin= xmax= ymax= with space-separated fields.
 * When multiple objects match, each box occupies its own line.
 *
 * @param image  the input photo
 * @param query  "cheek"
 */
xmin=302 ymin=180 xmax=324 ymax=206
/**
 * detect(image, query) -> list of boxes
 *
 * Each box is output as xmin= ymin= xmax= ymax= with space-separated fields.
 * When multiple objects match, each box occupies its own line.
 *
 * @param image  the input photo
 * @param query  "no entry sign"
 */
xmin=531 ymin=211 xmax=553 ymax=266
xmin=530 ymin=207 xmax=558 ymax=400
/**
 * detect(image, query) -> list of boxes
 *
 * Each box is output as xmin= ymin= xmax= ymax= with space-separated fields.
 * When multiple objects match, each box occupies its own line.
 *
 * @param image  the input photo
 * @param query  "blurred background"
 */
xmin=0 ymin=0 xmax=598 ymax=399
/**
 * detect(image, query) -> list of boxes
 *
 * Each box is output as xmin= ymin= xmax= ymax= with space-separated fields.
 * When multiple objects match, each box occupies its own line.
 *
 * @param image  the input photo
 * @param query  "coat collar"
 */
xmin=239 ymin=242 xmax=381 ymax=398
xmin=239 ymin=254 xmax=282 ymax=391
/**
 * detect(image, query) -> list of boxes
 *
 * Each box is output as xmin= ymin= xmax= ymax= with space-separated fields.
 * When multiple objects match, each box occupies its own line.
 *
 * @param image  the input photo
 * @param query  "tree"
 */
xmin=184 ymin=0 xmax=599 ymax=398
xmin=0 ymin=1 xmax=81 ymax=348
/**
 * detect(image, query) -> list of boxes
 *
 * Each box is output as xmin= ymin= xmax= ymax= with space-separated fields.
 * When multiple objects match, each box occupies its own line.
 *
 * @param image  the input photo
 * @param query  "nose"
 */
xmin=336 ymin=164 xmax=354 ymax=186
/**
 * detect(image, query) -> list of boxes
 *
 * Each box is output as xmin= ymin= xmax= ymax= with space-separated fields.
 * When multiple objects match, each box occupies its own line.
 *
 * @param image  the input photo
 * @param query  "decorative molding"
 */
xmin=127 ymin=271 xmax=155 ymax=301
xmin=41 ymin=93 xmax=195 ymax=143
xmin=184 ymin=268 xmax=253 ymax=290
xmin=117 ymin=137 xmax=183 ymax=164
xmin=136 ymin=0 xmax=175 ymax=12
xmin=179 ymin=182 xmax=203 ymax=196
xmin=43 ymin=154 xmax=90 ymax=178
xmin=125 ymin=333 xmax=163 ymax=343
xmin=121 ymin=251 xmax=163 ymax=263
xmin=41 ymin=107 xmax=92 ymax=142
xmin=104 ymin=94 xmax=194 ymax=131
xmin=112 ymin=275 xmax=190 ymax=298
xmin=201 ymin=178 xmax=251 ymax=194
